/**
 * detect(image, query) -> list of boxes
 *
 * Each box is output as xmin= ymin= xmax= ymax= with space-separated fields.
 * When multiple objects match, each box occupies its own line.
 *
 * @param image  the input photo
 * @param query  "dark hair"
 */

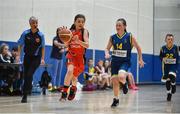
xmin=88 ymin=58 xmax=93 ymax=62
xmin=70 ymin=14 xmax=87 ymax=64
xmin=165 ymin=34 xmax=174 ymax=39
xmin=87 ymin=58 xmax=93 ymax=64
xmin=165 ymin=34 xmax=174 ymax=42
xmin=70 ymin=14 xmax=86 ymax=30
xmin=56 ymin=27 xmax=61 ymax=38
xmin=12 ymin=46 xmax=18 ymax=52
xmin=117 ymin=18 xmax=127 ymax=32
xmin=98 ymin=59 xmax=104 ymax=63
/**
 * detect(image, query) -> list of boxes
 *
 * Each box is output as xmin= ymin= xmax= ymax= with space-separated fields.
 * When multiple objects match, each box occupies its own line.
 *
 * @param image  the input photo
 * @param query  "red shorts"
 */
xmin=66 ymin=52 xmax=85 ymax=77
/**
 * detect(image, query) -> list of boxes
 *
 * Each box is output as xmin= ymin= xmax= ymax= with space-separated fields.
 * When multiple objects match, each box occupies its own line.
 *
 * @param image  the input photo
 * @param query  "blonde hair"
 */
xmin=0 ymin=43 xmax=9 ymax=54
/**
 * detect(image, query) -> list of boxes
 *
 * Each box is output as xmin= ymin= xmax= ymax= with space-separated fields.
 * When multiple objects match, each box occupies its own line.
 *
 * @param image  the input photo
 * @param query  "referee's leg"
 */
xmin=21 ymin=56 xmax=41 ymax=103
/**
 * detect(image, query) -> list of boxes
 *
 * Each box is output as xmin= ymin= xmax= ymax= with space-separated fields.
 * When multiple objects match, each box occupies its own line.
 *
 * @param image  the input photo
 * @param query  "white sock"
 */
xmin=167 ymin=90 xmax=171 ymax=94
xmin=114 ymin=96 xmax=119 ymax=99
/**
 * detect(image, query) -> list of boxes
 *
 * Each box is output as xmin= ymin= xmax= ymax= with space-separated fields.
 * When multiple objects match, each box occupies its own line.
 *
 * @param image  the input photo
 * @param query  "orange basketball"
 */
xmin=59 ymin=29 xmax=72 ymax=43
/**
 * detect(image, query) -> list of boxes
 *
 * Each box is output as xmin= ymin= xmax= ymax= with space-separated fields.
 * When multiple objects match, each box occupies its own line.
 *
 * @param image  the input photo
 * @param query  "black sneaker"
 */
xmin=42 ymin=88 xmax=46 ymax=95
xmin=122 ymin=83 xmax=128 ymax=94
xmin=59 ymin=92 xmax=67 ymax=101
xmin=68 ymin=86 xmax=77 ymax=101
xmin=171 ymin=85 xmax=176 ymax=94
xmin=167 ymin=93 xmax=172 ymax=101
xmin=161 ymin=75 xmax=167 ymax=82
xmin=111 ymin=98 xmax=119 ymax=108
xmin=21 ymin=95 xmax=27 ymax=103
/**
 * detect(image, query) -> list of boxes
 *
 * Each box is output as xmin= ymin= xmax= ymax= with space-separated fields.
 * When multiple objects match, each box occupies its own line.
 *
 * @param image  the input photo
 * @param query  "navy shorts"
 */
xmin=163 ymin=64 xmax=177 ymax=77
xmin=111 ymin=60 xmax=130 ymax=76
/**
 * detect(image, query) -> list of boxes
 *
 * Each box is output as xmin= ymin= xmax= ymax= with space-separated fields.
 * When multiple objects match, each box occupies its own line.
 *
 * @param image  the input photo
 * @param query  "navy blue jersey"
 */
xmin=160 ymin=45 xmax=179 ymax=68
xmin=111 ymin=32 xmax=132 ymax=62
xmin=50 ymin=36 xmax=64 ymax=60
xmin=18 ymin=29 xmax=45 ymax=57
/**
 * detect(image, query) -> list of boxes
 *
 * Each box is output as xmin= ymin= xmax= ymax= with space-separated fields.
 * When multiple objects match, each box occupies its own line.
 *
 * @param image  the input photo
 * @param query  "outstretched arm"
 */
xmin=132 ymin=36 xmax=144 ymax=68
xmin=54 ymin=40 xmax=66 ymax=48
xmin=105 ymin=37 xmax=113 ymax=59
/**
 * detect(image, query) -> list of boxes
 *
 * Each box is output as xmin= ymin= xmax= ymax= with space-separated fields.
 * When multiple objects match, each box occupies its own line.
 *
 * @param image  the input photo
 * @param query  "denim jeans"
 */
xmin=50 ymin=58 xmax=63 ymax=87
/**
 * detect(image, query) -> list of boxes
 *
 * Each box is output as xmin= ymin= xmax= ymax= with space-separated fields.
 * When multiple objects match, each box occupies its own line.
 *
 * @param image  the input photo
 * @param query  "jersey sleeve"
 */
xmin=41 ymin=34 xmax=45 ymax=48
xmin=17 ymin=31 xmax=26 ymax=46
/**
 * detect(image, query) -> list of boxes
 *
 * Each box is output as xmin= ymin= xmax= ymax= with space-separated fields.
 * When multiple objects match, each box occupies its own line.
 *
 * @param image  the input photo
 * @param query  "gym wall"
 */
xmin=0 ymin=0 xmax=179 ymax=84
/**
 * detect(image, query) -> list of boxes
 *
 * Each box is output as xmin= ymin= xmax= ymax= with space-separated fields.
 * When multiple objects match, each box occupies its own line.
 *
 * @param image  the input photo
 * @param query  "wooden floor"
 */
xmin=0 ymin=85 xmax=180 ymax=114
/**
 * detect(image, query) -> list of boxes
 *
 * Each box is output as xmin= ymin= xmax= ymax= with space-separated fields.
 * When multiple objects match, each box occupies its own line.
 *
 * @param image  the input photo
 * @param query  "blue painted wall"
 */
xmin=139 ymin=54 xmax=153 ymax=83
xmin=0 ymin=41 xmax=180 ymax=85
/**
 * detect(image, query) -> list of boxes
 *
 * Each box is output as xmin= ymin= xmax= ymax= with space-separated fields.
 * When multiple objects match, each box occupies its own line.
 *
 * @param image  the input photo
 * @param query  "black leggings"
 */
xmin=23 ymin=55 xmax=41 ymax=94
xmin=166 ymin=74 xmax=176 ymax=92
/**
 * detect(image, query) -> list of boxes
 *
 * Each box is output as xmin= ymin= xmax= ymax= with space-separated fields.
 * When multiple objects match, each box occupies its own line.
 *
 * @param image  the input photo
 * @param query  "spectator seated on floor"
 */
xmin=127 ymin=68 xmax=139 ymax=90
xmin=11 ymin=46 xmax=23 ymax=96
xmin=103 ymin=60 xmax=112 ymax=88
xmin=0 ymin=43 xmax=14 ymax=95
xmin=82 ymin=58 xmax=97 ymax=91
xmin=0 ymin=44 xmax=22 ymax=96
xmin=94 ymin=60 xmax=109 ymax=90
xmin=0 ymin=43 xmax=11 ymax=63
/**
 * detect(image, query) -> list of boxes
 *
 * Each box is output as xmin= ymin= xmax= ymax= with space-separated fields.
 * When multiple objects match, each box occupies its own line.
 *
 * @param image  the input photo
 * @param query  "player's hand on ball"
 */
xmin=59 ymin=26 xmax=68 ymax=31
xmin=58 ymin=26 xmax=72 ymax=43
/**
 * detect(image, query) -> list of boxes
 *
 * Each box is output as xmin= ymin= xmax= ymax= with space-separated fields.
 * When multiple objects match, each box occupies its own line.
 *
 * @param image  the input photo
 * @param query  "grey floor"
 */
xmin=0 ymin=85 xmax=180 ymax=114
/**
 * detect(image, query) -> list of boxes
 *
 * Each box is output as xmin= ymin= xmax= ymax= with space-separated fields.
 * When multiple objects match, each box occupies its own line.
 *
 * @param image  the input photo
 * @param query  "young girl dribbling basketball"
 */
xmin=60 ymin=14 xmax=89 ymax=101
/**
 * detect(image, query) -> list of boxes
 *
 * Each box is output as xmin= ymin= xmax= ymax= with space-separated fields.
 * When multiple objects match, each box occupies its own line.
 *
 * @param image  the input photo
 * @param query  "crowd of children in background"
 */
xmin=0 ymin=42 xmax=139 ymax=96
xmin=82 ymin=58 xmax=139 ymax=91
xmin=0 ymin=43 xmax=22 ymax=96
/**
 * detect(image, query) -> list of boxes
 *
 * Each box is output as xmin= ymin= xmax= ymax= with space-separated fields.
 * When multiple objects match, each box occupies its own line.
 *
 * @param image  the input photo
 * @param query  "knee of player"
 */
xmin=111 ymin=77 xmax=119 ymax=84
xmin=166 ymin=78 xmax=171 ymax=82
xmin=118 ymin=74 xmax=126 ymax=80
xmin=67 ymin=68 xmax=74 ymax=74
xmin=72 ymin=76 xmax=77 ymax=81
